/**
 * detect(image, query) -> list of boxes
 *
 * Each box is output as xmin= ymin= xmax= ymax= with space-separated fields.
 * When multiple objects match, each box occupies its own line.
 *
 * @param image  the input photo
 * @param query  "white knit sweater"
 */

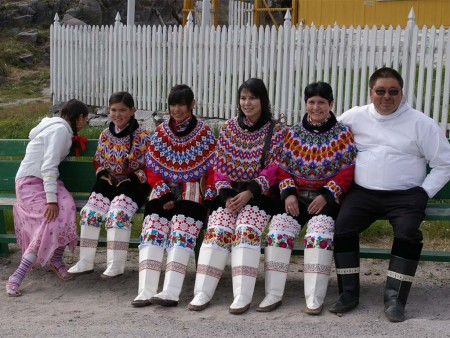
xmin=338 ymin=100 xmax=450 ymax=198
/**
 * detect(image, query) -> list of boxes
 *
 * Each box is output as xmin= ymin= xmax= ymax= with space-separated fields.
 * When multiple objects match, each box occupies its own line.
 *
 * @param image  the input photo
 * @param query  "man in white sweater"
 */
xmin=328 ymin=67 xmax=450 ymax=322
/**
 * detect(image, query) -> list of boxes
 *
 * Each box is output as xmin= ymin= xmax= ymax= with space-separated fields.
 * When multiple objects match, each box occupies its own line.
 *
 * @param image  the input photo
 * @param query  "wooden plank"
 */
xmin=0 ymin=139 xmax=29 ymax=157
xmin=287 ymin=245 xmax=450 ymax=262
xmin=0 ymin=210 xmax=9 ymax=255
xmin=0 ymin=139 xmax=98 ymax=158
xmin=0 ymin=161 xmax=96 ymax=193
xmin=0 ymin=161 xmax=20 ymax=191
xmin=1 ymin=235 xmax=448 ymax=262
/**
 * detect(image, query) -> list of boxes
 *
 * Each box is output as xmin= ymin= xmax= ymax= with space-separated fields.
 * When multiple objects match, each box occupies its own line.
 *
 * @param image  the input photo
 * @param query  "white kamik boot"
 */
xmin=150 ymin=246 xmax=191 ymax=306
xmin=69 ymin=192 xmax=110 ymax=275
xmin=132 ymin=213 xmax=171 ymax=307
xmin=188 ymin=246 xmax=229 ymax=311
xmin=68 ymin=226 xmax=101 ymax=275
xmin=229 ymin=206 xmax=270 ymax=314
xmin=101 ymin=227 xmax=131 ymax=278
xmin=257 ymin=246 xmax=291 ymax=312
xmin=150 ymin=215 xmax=203 ymax=307
xmin=229 ymin=246 xmax=261 ymax=314
xmin=101 ymin=194 xmax=137 ymax=279
xmin=303 ymin=215 xmax=335 ymax=315
xmin=188 ymin=207 xmax=237 ymax=311
xmin=257 ymin=213 xmax=300 ymax=312
xmin=131 ymin=244 xmax=165 ymax=307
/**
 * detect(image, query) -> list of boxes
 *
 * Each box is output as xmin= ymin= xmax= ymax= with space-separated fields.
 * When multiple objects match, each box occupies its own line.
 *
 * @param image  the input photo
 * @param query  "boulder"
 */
xmin=17 ymin=30 xmax=38 ymax=44
xmin=61 ymin=14 xmax=87 ymax=26
xmin=12 ymin=14 xmax=33 ymax=27
xmin=19 ymin=54 xmax=34 ymax=65
xmin=78 ymin=0 xmax=103 ymax=25
xmin=89 ymin=116 xmax=110 ymax=127
xmin=49 ymin=101 xmax=65 ymax=116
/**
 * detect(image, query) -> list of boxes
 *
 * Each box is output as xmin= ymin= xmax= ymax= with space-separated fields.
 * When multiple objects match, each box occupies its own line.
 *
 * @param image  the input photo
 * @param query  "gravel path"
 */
xmin=1 ymin=244 xmax=449 ymax=337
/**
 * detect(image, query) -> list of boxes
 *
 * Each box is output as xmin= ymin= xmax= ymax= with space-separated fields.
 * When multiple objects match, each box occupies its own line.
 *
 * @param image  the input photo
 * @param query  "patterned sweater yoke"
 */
xmin=146 ymin=119 xmax=216 ymax=183
xmin=215 ymin=117 xmax=286 ymax=183
xmin=280 ymin=122 xmax=355 ymax=181
xmin=93 ymin=126 xmax=150 ymax=179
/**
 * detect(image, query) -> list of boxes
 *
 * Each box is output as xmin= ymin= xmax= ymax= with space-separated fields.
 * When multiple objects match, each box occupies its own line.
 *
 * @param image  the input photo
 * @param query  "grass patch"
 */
xmin=79 ymin=126 xmax=104 ymax=139
xmin=0 ymin=67 xmax=50 ymax=103
xmin=0 ymin=101 xmax=49 ymax=138
xmin=0 ymin=101 xmax=103 ymax=140
xmin=0 ymin=36 xmax=46 ymax=68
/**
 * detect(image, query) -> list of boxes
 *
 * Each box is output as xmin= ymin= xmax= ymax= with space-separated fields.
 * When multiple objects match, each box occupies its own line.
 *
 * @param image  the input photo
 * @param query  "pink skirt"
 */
xmin=13 ymin=176 xmax=78 ymax=266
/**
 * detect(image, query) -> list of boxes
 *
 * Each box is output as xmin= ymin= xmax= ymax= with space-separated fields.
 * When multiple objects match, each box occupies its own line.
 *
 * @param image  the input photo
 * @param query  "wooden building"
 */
xmin=295 ymin=0 xmax=450 ymax=28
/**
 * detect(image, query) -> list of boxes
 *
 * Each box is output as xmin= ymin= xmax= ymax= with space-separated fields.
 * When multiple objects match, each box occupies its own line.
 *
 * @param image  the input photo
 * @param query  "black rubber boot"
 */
xmin=384 ymin=239 xmax=422 ymax=322
xmin=328 ymin=251 xmax=360 ymax=314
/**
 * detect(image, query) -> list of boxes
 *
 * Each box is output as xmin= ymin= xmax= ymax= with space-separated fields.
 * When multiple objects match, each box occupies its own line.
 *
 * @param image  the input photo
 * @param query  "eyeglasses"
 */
xmin=372 ymin=89 xmax=401 ymax=96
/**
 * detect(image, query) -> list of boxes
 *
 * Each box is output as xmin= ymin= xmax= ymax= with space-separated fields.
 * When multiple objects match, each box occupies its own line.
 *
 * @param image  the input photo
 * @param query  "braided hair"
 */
xmin=60 ymin=99 xmax=89 ymax=136
xmin=109 ymin=91 xmax=136 ymax=170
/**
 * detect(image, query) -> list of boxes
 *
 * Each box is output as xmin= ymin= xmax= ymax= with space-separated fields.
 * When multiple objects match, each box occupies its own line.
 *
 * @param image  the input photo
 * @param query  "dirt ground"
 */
xmin=1 ymin=243 xmax=450 ymax=338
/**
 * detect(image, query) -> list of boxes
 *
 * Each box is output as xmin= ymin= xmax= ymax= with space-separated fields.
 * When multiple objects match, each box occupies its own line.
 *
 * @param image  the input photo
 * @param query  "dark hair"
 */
xmin=168 ymin=84 xmax=195 ymax=109
xmin=304 ymin=82 xmax=334 ymax=104
xmin=369 ymin=67 xmax=404 ymax=89
xmin=109 ymin=91 xmax=136 ymax=168
xmin=60 ymin=99 xmax=89 ymax=136
xmin=109 ymin=91 xmax=135 ymax=108
xmin=237 ymin=78 xmax=272 ymax=121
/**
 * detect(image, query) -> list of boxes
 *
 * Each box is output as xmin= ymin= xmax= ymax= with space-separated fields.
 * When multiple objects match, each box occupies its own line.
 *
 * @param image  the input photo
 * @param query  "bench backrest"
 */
xmin=1 ymin=139 xmax=449 ymax=199
xmin=0 ymin=139 xmax=99 ymax=194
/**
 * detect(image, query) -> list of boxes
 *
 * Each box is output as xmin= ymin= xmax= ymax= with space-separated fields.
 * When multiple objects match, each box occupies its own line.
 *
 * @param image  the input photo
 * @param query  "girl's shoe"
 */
xmin=48 ymin=263 xmax=74 ymax=281
xmin=6 ymin=285 xmax=22 ymax=297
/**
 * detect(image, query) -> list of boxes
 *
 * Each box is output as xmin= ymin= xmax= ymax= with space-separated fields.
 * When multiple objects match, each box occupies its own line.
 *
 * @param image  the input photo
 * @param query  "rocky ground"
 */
xmin=1 ymin=243 xmax=449 ymax=337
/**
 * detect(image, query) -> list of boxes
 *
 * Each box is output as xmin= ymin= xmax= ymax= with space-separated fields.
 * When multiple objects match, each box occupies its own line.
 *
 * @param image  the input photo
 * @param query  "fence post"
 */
xmin=202 ymin=0 xmax=211 ymax=26
xmin=50 ymin=13 xmax=61 ymax=104
xmin=281 ymin=10 xmax=292 ymax=122
xmin=127 ymin=0 xmax=135 ymax=26
xmin=113 ymin=12 xmax=122 ymax=92
xmin=402 ymin=7 xmax=416 ymax=96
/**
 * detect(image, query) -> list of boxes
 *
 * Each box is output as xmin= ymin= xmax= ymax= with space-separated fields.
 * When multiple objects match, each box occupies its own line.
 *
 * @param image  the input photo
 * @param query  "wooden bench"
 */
xmin=0 ymin=139 xmax=141 ymax=256
xmin=1 ymin=139 xmax=450 ymax=262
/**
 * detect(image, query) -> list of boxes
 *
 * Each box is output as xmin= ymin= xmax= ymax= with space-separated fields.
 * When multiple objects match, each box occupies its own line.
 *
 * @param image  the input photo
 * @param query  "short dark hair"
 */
xmin=168 ymin=84 xmax=195 ymax=108
xmin=108 ymin=91 xmax=136 ymax=160
xmin=109 ymin=91 xmax=135 ymax=108
xmin=237 ymin=78 xmax=272 ymax=121
xmin=369 ymin=67 xmax=403 ymax=89
xmin=304 ymin=82 xmax=334 ymax=103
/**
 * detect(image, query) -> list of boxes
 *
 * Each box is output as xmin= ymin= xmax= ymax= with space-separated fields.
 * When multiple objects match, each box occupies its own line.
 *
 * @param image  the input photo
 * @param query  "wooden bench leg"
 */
xmin=0 ymin=210 xmax=10 ymax=256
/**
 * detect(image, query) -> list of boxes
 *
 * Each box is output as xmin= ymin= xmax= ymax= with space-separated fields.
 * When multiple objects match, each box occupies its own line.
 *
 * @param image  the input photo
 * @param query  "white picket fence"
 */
xmin=50 ymin=11 xmax=450 ymax=133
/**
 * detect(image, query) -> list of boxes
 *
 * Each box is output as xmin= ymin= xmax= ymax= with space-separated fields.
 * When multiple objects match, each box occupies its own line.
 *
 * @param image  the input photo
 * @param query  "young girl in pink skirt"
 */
xmin=6 ymin=99 xmax=89 ymax=297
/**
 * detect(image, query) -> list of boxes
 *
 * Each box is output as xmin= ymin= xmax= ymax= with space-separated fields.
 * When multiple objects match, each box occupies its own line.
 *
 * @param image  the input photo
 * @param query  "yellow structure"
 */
xmin=296 ymin=0 xmax=450 ymax=28
xmin=182 ymin=1 xmax=449 ymax=28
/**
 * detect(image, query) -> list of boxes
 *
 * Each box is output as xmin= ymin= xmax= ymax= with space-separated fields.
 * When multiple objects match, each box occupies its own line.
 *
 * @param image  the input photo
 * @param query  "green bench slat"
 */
xmin=0 ymin=139 xmax=99 ymax=157
xmin=0 ymin=139 xmax=30 ymax=157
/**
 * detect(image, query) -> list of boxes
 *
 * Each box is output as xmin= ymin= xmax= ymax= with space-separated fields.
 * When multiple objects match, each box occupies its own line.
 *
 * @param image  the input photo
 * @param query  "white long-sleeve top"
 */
xmin=16 ymin=117 xmax=73 ymax=203
xmin=338 ymin=100 xmax=450 ymax=198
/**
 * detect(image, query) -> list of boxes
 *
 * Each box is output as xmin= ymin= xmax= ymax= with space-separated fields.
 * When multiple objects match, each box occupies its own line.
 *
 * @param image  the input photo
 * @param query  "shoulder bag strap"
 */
xmin=260 ymin=120 xmax=275 ymax=168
